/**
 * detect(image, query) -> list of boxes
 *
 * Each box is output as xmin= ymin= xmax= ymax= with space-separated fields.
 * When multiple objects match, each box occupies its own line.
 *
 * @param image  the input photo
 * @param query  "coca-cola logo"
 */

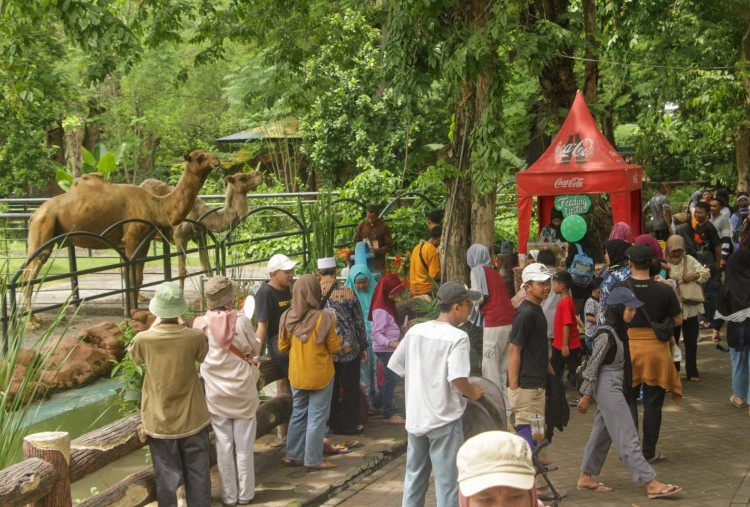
xmin=555 ymin=133 xmax=594 ymax=164
xmin=554 ymin=177 xmax=584 ymax=189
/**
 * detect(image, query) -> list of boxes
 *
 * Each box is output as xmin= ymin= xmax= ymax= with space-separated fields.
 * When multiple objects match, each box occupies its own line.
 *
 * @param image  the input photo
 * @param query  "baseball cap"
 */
xmin=267 ymin=254 xmax=298 ymax=273
xmin=607 ymin=286 xmax=644 ymax=308
xmin=436 ymin=282 xmax=481 ymax=305
xmin=521 ymin=263 xmax=551 ymax=284
xmin=149 ymin=282 xmax=189 ymax=319
xmin=626 ymin=244 xmax=653 ymax=264
xmin=457 ymin=431 xmax=535 ymax=497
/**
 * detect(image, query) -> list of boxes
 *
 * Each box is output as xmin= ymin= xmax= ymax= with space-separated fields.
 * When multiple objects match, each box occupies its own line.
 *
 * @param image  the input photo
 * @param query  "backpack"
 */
xmin=569 ymin=243 xmax=595 ymax=288
xmin=733 ymin=209 xmax=748 ymax=244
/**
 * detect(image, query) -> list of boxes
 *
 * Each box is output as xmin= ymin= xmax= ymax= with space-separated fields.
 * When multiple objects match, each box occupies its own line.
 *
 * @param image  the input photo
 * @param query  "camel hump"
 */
xmin=139 ymin=178 xmax=173 ymax=197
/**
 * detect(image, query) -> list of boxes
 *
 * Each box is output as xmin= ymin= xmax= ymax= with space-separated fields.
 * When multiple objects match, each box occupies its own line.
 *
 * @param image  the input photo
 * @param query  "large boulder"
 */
xmin=40 ymin=337 xmax=111 ymax=393
xmin=79 ymin=321 xmax=125 ymax=361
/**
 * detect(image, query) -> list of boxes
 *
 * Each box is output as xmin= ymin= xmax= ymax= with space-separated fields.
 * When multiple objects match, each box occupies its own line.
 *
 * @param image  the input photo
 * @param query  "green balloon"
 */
xmin=561 ymin=214 xmax=587 ymax=242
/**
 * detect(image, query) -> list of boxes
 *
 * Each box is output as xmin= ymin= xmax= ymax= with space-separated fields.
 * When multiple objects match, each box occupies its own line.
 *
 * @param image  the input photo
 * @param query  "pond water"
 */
xmin=17 ymin=378 xmax=149 ymax=502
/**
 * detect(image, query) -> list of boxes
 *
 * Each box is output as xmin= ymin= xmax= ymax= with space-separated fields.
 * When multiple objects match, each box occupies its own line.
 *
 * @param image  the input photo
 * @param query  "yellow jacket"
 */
xmin=279 ymin=315 xmax=342 ymax=390
xmin=410 ymin=241 xmax=441 ymax=295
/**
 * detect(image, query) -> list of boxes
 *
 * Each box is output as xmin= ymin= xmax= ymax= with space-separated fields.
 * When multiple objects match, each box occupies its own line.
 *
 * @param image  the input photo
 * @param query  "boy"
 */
xmin=583 ymin=277 xmax=602 ymax=352
xmin=129 ymin=282 xmax=211 ymax=506
xmin=388 ymin=282 xmax=484 ymax=507
xmin=550 ymin=271 xmax=583 ymax=386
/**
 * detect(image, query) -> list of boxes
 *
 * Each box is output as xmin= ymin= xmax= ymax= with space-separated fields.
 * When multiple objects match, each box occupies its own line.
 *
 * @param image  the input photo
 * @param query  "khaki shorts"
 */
xmin=508 ymin=387 xmax=545 ymax=426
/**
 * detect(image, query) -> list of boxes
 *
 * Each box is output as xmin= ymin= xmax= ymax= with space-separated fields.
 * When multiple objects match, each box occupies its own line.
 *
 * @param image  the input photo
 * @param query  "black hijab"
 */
xmin=604 ymin=239 xmax=631 ymax=269
xmin=718 ymin=249 xmax=750 ymax=315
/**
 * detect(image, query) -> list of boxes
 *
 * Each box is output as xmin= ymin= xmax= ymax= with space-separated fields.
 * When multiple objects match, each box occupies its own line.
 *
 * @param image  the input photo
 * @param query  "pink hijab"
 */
xmin=193 ymin=305 xmax=237 ymax=351
xmin=608 ymin=222 xmax=633 ymax=242
xmin=635 ymin=234 xmax=665 ymax=262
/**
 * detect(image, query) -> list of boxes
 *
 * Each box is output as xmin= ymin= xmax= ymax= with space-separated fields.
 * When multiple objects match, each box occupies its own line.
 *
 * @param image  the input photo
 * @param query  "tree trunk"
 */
xmin=83 ymin=103 xmax=105 ymax=152
xmin=23 ymin=432 xmax=71 ymax=507
xmin=65 ymin=121 xmax=84 ymax=179
xmin=582 ymin=0 xmax=598 ymax=104
xmin=737 ymin=21 xmax=750 ymax=193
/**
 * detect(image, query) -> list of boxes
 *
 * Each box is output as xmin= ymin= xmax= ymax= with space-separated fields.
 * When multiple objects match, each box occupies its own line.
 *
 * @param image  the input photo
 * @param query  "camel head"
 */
xmin=225 ymin=171 xmax=264 ymax=194
xmin=184 ymin=149 xmax=220 ymax=180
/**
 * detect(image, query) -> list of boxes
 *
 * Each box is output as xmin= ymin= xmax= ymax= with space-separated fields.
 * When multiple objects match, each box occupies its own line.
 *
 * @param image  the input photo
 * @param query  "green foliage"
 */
xmin=110 ymin=324 xmax=143 ymax=413
xmin=55 ymin=143 xmax=127 ymax=191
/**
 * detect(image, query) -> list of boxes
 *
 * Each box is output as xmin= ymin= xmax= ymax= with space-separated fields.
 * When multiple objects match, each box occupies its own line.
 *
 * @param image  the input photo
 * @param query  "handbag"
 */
xmin=678 ymin=257 xmax=705 ymax=304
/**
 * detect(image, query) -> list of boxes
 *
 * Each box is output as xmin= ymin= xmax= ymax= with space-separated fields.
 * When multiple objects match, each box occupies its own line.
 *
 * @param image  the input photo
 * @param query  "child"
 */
xmin=551 ymin=270 xmax=583 ymax=385
xmin=583 ymin=277 xmax=602 ymax=353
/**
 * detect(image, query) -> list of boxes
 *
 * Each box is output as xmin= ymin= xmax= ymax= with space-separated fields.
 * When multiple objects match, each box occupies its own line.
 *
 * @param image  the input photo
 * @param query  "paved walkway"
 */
xmin=323 ymin=333 xmax=750 ymax=506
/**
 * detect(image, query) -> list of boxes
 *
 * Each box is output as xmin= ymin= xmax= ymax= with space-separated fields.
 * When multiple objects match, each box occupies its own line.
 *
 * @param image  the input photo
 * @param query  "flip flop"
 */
xmin=280 ymin=457 xmax=303 ymax=467
xmin=341 ymin=440 xmax=365 ymax=449
xmin=647 ymin=453 xmax=666 ymax=464
xmin=647 ymin=484 xmax=681 ymax=499
xmin=730 ymin=395 xmax=746 ymax=408
xmin=577 ymin=482 xmax=612 ymax=492
xmin=323 ymin=446 xmax=351 ymax=455
xmin=383 ymin=416 xmax=406 ymax=424
xmin=306 ymin=461 xmax=337 ymax=472
xmin=689 ymin=377 xmax=700 ymax=382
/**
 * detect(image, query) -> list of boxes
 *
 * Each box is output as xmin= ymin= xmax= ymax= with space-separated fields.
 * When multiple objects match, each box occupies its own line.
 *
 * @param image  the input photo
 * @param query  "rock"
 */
xmin=40 ymin=337 xmax=111 ymax=393
xmin=129 ymin=321 xmax=148 ymax=332
xmin=130 ymin=309 xmax=156 ymax=328
xmin=78 ymin=322 xmax=125 ymax=360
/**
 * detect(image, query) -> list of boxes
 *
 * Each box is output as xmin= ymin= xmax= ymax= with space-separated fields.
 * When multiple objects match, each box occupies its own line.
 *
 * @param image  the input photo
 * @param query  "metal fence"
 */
xmin=1 ymin=191 xmax=442 ymax=348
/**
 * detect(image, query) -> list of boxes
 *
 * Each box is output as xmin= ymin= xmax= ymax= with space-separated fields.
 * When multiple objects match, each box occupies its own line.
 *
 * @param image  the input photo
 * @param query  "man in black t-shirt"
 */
xmin=255 ymin=254 xmax=297 ymax=376
xmin=614 ymin=244 xmax=682 ymax=464
xmin=508 ymin=263 xmax=555 ymax=496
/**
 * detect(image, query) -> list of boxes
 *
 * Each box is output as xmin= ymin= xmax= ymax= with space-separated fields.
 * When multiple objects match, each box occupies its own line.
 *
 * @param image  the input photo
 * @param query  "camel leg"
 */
xmin=23 ymin=212 xmax=56 ymax=329
xmin=21 ymin=254 xmax=48 ymax=330
xmin=174 ymin=226 xmax=190 ymax=291
xmin=196 ymin=230 xmax=213 ymax=279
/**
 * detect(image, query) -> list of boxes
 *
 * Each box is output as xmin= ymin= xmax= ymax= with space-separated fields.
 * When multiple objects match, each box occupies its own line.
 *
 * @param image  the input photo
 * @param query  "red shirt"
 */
xmin=552 ymin=296 xmax=581 ymax=350
xmin=480 ymin=266 xmax=515 ymax=327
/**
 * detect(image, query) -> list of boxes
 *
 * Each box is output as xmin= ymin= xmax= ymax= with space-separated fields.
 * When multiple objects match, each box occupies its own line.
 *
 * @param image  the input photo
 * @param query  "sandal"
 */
xmin=730 ymin=395 xmax=746 ymax=408
xmin=306 ymin=461 xmax=336 ymax=472
xmin=577 ymin=482 xmax=612 ymax=492
xmin=280 ymin=457 xmax=303 ymax=467
xmin=689 ymin=377 xmax=700 ymax=382
xmin=647 ymin=484 xmax=681 ymax=499
xmin=646 ymin=453 xmax=666 ymax=464
xmin=341 ymin=440 xmax=365 ymax=449
xmin=383 ymin=415 xmax=406 ymax=424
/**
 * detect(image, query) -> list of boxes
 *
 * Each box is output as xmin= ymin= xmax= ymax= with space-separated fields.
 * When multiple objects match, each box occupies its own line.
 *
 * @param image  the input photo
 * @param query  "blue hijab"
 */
xmin=345 ymin=264 xmax=377 ymax=333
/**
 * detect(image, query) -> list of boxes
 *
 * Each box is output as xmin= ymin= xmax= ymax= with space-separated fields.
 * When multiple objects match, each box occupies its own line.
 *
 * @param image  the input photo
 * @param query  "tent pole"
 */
xmin=444 ymin=115 xmax=470 ymax=243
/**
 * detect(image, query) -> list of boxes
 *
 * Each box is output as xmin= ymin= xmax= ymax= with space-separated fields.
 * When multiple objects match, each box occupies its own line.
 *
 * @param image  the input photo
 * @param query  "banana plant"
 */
xmin=55 ymin=142 xmax=127 ymax=191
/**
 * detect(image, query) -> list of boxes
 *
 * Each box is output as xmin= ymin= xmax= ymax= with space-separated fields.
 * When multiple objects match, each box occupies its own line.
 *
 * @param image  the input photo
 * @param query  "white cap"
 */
xmin=457 ymin=431 xmax=535 ymax=497
xmin=521 ymin=262 xmax=552 ymax=284
xmin=267 ymin=254 xmax=298 ymax=273
xmin=317 ymin=257 xmax=337 ymax=270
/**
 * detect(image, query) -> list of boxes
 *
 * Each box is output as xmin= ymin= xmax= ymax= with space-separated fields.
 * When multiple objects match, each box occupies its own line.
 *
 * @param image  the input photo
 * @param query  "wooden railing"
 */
xmin=0 ymin=357 xmax=289 ymax=506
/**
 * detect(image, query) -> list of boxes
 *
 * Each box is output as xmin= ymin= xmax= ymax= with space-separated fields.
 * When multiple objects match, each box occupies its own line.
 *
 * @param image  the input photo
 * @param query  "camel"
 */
xmin=139 ymin=171 xmax=263 ymax=288
xmin=23 ymin=150 xmax=219 ymax=326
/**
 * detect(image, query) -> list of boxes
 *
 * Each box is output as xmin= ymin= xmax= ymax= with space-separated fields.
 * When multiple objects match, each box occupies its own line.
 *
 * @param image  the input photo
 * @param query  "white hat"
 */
xmin=522 ymin=262 xmax=552 ymax=284
xmin=267 ymin=254 xmax=298 ymax=273
xmin=457 ymin=431 xmax=535 ymax=497
xmin=317 ymin=257 xmax=337 ymax=270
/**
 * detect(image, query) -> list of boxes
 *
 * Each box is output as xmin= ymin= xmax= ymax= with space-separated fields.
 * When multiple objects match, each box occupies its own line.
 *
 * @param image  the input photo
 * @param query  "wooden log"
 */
xmin=22 ymin=432 xmax=71 ymax=507
xmin=257 ymin=392 xmax=292 ymax=437
xmin=69 ymin=413 xmax=145 ymax=483
xmin=0 ymin=458 xmax=57 ymax=506
xmin=258 ymin=355 xmax=284 ymax=388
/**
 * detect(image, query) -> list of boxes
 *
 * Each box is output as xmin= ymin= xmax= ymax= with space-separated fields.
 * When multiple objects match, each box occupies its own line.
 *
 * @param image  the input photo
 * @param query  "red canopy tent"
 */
xmin=516 ymin=91 xmax=643 ymax=254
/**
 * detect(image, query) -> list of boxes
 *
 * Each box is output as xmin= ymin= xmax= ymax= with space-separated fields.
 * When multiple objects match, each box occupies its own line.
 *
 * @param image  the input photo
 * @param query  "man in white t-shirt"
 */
xmin=388 ymin=282 xmax=485 ymax=507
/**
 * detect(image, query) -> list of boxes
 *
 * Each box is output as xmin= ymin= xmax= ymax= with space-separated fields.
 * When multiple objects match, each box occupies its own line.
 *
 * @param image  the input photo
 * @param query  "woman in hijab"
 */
xmin=194 ymin=276 xmax=261 ymax=505
xmin=369 ymin=274 xmax=406 ymax=424
xmin=665 ymin=235 xmax=710 ymax=382
xmin=577 ymin=287 xmax=681 ymax=499
xmin=345 ymin=265 xmax=380 ymax=410
xmin=597 ymin=239 xmax=632 ymax=326
xmin=609 ymin=222 xmax=634 ymax=242
xmin=713 ymin=222 xmax=750 ymax=411
xmin=540 ymin=208 xmax=564 ymax=242
xmin=278 ymin=274 xmax=342 ymax=471
xmin=466 ymin=244 xmax=515 ymax=412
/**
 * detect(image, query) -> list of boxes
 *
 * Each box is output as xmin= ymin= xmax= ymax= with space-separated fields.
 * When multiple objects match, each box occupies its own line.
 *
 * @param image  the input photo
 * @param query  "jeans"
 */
xmin=267 ymin=334 xmax=289 ymax=377
xmin=675 ymin=315 xmax=700 ymax=378
xmin=731 ymin=346 xmax=750 ymax=400
xmin=550 ymin=346 xmax=583 ymax=385
xmin=629 ymin=383 xmax=666 ymax=461
xmin=286 ymin=378 xmax=334 ymax=467
xmin=402 ymin=418 xmax=464 ymax=507
xmin=375 ymin=351 xmax=400 ymax=419
xmin=148 ymin=427 xmax=211 ymax=507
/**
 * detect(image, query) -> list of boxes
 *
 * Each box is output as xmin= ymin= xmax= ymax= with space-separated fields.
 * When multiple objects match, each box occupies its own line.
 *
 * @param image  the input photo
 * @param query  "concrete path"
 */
xmin=317 ymin=333 xmax=750 ymax=506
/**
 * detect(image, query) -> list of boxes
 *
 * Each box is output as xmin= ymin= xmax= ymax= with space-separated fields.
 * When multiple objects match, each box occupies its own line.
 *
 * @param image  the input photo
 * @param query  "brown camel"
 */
xmin=139 ymin=171 xmax=263 ymax=288
xmin=23 ymin=150 xmax=219 ymax=326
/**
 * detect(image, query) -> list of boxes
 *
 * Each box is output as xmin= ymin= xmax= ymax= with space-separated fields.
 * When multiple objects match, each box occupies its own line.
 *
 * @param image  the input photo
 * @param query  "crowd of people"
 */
xmin=126 ymin=187 xmax=750 ymax=506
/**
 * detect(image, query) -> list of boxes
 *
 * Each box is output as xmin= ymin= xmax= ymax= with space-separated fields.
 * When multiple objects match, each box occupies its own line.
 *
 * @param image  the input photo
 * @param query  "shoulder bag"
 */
xmin=678 ymin=256 xmax=705 ymax=304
